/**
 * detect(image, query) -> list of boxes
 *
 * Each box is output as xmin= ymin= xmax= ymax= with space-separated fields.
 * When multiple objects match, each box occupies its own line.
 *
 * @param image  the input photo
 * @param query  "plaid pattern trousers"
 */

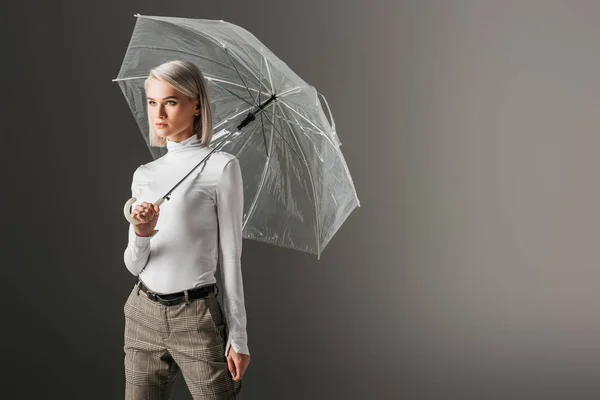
xmin=123 ymin=281 xmax=242 ymax=399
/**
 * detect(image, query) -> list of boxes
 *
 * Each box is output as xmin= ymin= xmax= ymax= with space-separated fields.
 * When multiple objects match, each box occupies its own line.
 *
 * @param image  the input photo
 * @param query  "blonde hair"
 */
xmin=144 ymin=60 xmax=213 ymax=147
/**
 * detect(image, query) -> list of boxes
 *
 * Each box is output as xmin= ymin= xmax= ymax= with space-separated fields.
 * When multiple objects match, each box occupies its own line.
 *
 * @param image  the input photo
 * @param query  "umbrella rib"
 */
xmin=136 ymin=16 xmax=272 ymax=95
xmin=213 ymin=104 xmax=256 ymax=131
xmin=242 ymin=117 xmax=274 ymax=230
xmin=227 ymin=51 xmax=272 ymax=96
xmin=223 ymin=48 xmax=262 ymax=106
xmin=137 ymin=15 xmax=230 ymax=50
xmin=257 ymin=51 xmax=263 ymax=115
xmin=242 ymin=235 xmax=319 ymax=255
xmin=218 ymin=118 xmax=261 ymax=172
xmin=277 ymin=86 xmax=303 ymax=98
xmin=264 ymin=54 xmax=275 ymax=94
xmin=112 ymin=75 xmax=147 ymax=82
xmin=210 ymin=80 xmax=256 ymax=107
xmin=205 ymin=24 xmax=271 ymax=93
xmin=205 ymin=76 xmax=263 ymax=95
xmin=275 ymin=102 xmax=322 ymax=257
xmin=127 ymin=45 xmax=237 ymax=73
xmin=259 ymin=112 xmax=269 ymax=157
xmin=233 ymin=117 xmax=262 ymax=157
xmin=279 ymin=100 xmax=341 ymax=151
xmin=269 ymin=112 xmax=321 ymax=136
xmin=256 ymin=54 xmax=271 ymax=157
xmin=282 ymin=104 xmax=361 ymax=210
xmin=260 ymin=109 xmax=303 ymax=162
xmin=279 ymin=100 xmax=326 ymax=135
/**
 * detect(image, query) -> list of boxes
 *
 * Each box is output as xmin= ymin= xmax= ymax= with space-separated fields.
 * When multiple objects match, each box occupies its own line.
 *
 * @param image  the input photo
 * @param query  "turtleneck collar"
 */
xmin=166 ymin=134 xmax=206 ymax=153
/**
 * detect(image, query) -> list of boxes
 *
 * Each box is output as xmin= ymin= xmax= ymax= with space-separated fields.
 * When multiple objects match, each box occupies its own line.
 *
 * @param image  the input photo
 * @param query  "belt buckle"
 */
xmin=146 ymin=290 xmax=157 ymax=301
xmin=148 ymin=291 xmax=170 ymax=305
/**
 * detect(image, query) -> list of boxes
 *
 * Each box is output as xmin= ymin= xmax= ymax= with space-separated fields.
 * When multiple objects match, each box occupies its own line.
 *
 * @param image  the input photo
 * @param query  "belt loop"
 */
xmin=184 ymin=289 xmax=190 ymax=306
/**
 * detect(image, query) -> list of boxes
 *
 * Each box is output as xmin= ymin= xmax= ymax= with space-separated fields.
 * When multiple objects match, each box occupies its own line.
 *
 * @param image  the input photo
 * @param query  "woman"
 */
xmin=122 ymin=60 xmax=250 ymax=399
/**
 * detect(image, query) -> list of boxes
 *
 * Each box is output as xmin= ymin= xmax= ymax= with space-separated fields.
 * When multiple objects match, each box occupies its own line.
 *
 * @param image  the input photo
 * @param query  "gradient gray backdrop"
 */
xmin=5 ymin=0 xmax=600 ymax=399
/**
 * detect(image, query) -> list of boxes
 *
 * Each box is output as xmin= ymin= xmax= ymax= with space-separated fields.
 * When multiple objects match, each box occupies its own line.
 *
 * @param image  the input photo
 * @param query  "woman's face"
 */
xmin=146 ymin=78 xmax=199 ymax=143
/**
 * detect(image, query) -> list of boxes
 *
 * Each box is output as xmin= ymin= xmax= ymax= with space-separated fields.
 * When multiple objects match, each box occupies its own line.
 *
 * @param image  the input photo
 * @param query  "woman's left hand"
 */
xmin=227 ymin=347 xmax=250 ymax=381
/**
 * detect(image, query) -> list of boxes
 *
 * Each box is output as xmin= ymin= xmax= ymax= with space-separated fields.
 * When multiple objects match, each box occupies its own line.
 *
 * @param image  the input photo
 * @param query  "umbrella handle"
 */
xmin=124 ymin=197 xmax=167 ymax=225
xmin=124 ymin=197 xmax=141 ymax=225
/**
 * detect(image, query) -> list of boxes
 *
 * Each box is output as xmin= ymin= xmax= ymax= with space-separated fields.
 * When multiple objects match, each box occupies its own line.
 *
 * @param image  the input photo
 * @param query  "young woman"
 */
xmin=122 ymin=60 xmax=250 ymax=399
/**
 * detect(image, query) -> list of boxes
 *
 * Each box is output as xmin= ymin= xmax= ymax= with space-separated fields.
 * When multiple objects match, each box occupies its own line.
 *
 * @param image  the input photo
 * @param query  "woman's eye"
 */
xmin=147 ymin=101 xmax=176 ymax=106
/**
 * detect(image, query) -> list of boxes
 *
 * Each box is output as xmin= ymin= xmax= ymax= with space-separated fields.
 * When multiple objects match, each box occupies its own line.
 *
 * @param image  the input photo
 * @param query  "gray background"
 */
xmin=4 ymin=0 xmax=600 ymax=399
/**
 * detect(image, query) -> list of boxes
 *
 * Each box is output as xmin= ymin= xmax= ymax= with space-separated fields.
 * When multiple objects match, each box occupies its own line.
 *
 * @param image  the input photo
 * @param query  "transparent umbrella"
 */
xmin=112 ymin=14 xmax=360 ymax=259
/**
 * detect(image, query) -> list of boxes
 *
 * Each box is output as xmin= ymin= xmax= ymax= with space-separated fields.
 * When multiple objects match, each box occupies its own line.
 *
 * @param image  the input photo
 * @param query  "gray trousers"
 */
xmin=123 ymin=281 xmax=242 ymax=399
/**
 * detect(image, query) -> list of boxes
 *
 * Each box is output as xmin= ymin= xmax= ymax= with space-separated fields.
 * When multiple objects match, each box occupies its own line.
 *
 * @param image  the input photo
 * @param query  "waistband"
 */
xmin=136 ymin=279 xmax=217 ymax=306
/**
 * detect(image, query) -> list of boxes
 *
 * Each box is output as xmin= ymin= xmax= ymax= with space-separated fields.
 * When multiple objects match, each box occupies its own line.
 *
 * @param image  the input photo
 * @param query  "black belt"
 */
xmin=137 ymin=279 xmax=217 ymax=306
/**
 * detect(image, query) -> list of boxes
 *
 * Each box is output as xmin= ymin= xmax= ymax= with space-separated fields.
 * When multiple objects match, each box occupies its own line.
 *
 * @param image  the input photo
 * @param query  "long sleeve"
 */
xmin=216 ymin=157 xmax=249 ymax=357
xmin=123 ymin=168 xmax=153 ymax=276
xmin=123 ymin=224 xmax=153 ymax=276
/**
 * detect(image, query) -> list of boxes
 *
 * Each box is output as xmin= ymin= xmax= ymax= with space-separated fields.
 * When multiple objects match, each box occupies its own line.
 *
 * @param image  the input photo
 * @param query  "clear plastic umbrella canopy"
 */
xmin=113 ymin=14 xmax=360 ymax=259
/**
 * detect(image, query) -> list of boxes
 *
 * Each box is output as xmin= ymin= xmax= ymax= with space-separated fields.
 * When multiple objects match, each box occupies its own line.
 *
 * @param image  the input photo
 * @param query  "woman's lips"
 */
xmin=156 ymin=123 xmax=168 ymax=128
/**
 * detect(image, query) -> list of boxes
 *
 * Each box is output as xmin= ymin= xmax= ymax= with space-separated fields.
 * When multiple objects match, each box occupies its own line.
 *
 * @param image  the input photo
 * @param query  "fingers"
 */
xmin=234 ymin=358 xmax=248 ymax=381
xmin=131 ymin=202 xmax=160 ymax=224
xmin=227 ymin=355 xmax=237 ymax=380
xmin=227 ymin=353 xmax=250 ymax=382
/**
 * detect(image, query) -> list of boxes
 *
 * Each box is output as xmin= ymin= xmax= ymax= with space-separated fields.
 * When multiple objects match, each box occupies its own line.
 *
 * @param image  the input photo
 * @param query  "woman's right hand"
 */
xmin=131 ymin=202 xmax=160 ymax=237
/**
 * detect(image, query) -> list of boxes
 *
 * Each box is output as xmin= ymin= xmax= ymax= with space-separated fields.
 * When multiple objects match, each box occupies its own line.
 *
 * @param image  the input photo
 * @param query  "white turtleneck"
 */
xmin=123 ymin=133 xmax=249 ymax=357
